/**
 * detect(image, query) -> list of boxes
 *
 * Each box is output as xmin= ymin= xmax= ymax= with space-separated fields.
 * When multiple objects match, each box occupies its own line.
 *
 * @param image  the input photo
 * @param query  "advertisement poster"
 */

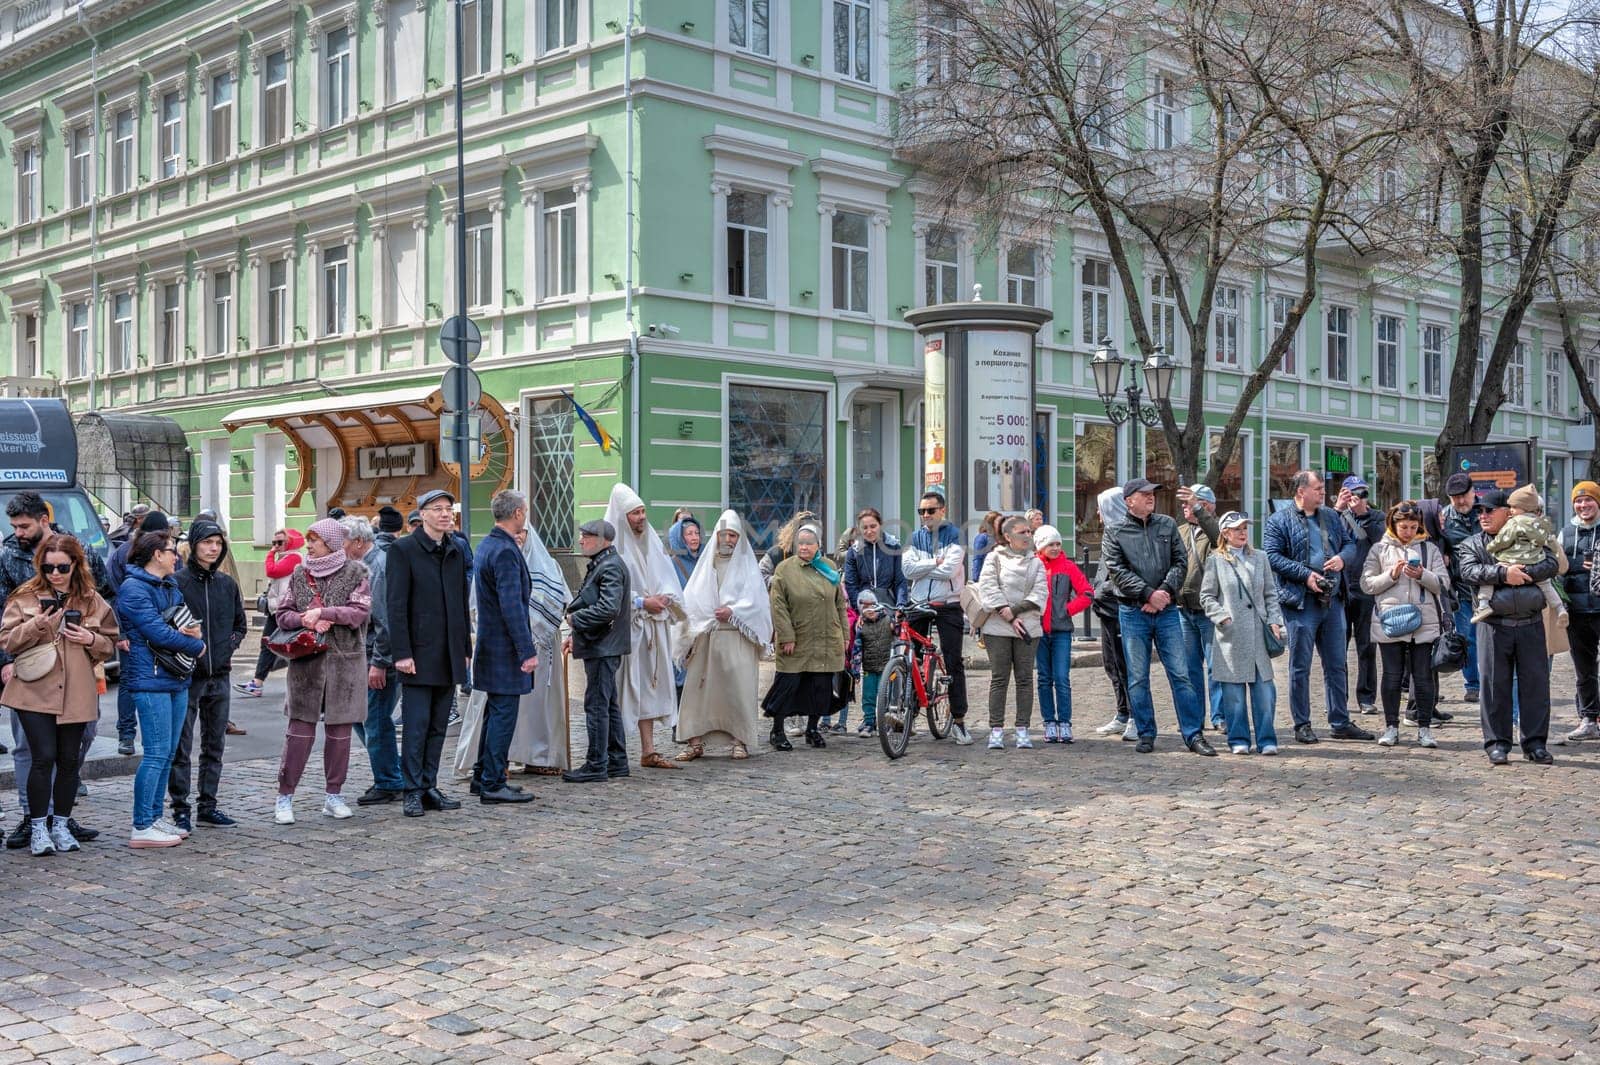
xmin=965 ymin=330 xmax=1034 ymax=514
xmin=1448 ymin=441 xmax=1533 ymax=492
xmin=923 ymin=335 xmax=947 ymax=494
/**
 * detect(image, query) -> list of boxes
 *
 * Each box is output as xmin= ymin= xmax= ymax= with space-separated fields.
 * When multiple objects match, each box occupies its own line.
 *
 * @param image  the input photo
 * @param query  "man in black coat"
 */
xmin=562 ymin=519 xmax=632 ymax=784
xmin=387 ymin=489 xmax=472 ymax=817
xmin=169 ymin=518 xmax=247 ymax=831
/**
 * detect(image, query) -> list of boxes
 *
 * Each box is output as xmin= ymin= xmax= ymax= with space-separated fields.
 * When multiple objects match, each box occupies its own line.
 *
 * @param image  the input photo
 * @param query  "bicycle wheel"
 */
xmin=924 ymin=658 xmax=952 ymax=739
xmin=878 ymin=658 xmax=914 ymax=760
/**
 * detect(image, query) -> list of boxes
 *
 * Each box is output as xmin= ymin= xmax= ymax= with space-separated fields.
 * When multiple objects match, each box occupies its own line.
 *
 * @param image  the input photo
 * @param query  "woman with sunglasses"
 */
xmin=115 ymin=530 xmax=205 ymax=848
xmin=236 ymin=528 xmax=304 ymax=699
xmin=0 ymin=535 xmax=119 ymax=855
xmin=1360 ymin=500 xmax=1451 ymax=748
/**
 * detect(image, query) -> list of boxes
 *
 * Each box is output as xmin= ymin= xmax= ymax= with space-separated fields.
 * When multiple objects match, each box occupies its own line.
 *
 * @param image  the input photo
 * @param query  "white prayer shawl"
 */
xmin=677 ymin=510 xmax=772 ymax=665
xmin=604 ymin=483 xmax=684 ymax=727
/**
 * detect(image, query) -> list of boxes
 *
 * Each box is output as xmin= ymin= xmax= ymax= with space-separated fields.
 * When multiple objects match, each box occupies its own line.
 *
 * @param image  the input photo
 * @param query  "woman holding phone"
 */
xmin=1360 ymin=501 xmax=1451 ymax=749
xmin=0 ymin=534 xmax=119 ymax=855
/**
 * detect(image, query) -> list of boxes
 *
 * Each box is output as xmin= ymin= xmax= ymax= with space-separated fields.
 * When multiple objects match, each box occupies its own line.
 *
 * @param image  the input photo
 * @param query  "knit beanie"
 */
xmin=1033 ymin=524 xmax=1064 ymax=551
xmin=141 ymin=511 xmax=171 ymax=535
xmin=307 ymin=517 xmax=347 ymax=553
xmin=1507 ymin=484 xmax=1542 ymax=512
xmin=377 ymin=505 xmax=404 ymax=533
xmin=1574 ymin=481 xmax=1600 ymax=504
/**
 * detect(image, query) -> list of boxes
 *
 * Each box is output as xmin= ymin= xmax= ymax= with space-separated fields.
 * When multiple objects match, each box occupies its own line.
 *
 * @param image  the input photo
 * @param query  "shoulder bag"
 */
xmin=1426 ymin=542 xmax=1469 ymax=674
xmin=266 ymin=573 xmax=330 ymax=662
xmin=152 ymin=601 xmax=200 ymax=679
xmin=1229 ymin=557 xmax=1285 ymax=658
xmin=12 ymin=637 xmax=60 ymax=682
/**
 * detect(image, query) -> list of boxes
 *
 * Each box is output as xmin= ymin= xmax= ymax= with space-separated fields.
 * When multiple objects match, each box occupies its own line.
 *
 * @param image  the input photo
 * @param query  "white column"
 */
xmin=371 ymin=222 xmax=388 ymax=331
xmin=307 ymin=239 xmax=322 ymax=339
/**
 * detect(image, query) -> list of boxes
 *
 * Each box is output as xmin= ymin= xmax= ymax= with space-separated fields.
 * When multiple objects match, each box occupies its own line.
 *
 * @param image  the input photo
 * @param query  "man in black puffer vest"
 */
xmin=1561 ymin=481 xmax=1600 ymax=744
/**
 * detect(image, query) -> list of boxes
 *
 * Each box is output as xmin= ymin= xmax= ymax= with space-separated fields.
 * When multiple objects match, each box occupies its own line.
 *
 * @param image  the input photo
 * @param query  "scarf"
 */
xmin=666 ymin=518 xmax=703 ymax=588
xmin=677 ymin=510 xmax=772 ymax=662
xmin=798 ymin=524 xmax=840 ymax=585
xmin=305 ymin=549 xmax=347 ymax=578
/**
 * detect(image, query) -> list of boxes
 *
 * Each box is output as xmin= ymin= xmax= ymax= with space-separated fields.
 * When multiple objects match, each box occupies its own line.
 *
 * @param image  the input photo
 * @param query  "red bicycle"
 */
xmin=878 ymin=604 xmax=953 ymax=759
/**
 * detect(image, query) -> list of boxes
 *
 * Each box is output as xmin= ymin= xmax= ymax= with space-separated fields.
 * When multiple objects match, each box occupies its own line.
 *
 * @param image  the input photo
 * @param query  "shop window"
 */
xmin=1074 ymin=422 xmax=1117 ymax=553
xmin=1206 ymin=431 xmax=1245 ymax=517
xmin=1269 ymin=437 xmax=1305 ymax=513
xmin=525 ymin=395 xmax=576 ymax=552
xmin=1143 ymin=430 xmax=1180 ymax=517
xmin=1324 ymin=442 xmax=1356 ymax=497
xmin=729 ymin=384 xmax=826 ymax=549
xmin=1375 ymin=447 xmax=1406 ymax=511
xmin=1034 ymin=411 xmax=1052 ymax=520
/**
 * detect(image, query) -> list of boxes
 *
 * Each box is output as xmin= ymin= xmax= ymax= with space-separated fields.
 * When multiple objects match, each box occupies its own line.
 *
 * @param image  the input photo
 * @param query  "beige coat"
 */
xmin=1360 ymin=534 xmax=1451 ymax=644
xmin=976 ymin=547 xmax=1048 ymax=638
xmin=0 ymin=591 xmax=118 ymax=724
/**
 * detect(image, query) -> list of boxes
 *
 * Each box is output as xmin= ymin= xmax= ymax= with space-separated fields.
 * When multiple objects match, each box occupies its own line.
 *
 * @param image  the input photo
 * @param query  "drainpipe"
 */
xmin=624 ymin=1 xmax=640 ymax=487
xmin=1257 ymin=273 xmax=1270 ymax=521
xmin=78 ymin=6 xmax=101 ymax=412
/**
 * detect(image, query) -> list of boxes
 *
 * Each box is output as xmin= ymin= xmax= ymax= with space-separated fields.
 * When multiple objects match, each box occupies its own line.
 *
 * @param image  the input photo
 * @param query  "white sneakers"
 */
xmin=1417 ymin=727 xmax=1438 ymax=748
xmin=1058 ymin=722 xmax=1073 ymax=744
xmin=1043 ymin=722 xmax=1057 ymax=742
xmin=1014 ymin=728 xmax=1033 ymax=749
xmin=951 ymin=722 xmax=973 ymax=745
xmin=1259 ymin=744 xmax=1278 ymax=756
xmin=987 ymin=727 xmax=1036 ymax=749
xmin=1566 ymin=719 xmax=1600 ymax=742
xmin=322 ymin=794 xmax=353 ymax=819
xmin=988 ymin=728 xmax=1005 ymax=749
xmin=153 ymin=817 xmax=190 ymax=839
xmin=1378 ymin=726 xmax=1400 ymax=747
xmin=129 ymin=824 xmax=183 ymax=848
xmin=274 ymin=796 xmax=295 ymax=824
xmin=1230 ymin=744 xmax=1250 ymax=755
xmin=1122 ymin=720 xmax=1139 ymax=742
xmin=48 ymin=818 xmax=79 ymax=853
xmin=1095 ymin=716 xmax=1127 ymax=736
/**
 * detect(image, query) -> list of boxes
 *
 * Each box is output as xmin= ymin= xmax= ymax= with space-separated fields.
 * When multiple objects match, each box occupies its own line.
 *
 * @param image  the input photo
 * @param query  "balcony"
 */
xmin=0 ymin=376 xmax=62 ymax=398
xmin=1122 ymin=149 xmax=1256 ymax=227
xmin=1 ymin=0 xmax=150 ymax=73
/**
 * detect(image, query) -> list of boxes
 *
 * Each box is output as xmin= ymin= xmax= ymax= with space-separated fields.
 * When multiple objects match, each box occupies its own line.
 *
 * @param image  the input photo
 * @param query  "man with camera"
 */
xmin=1263 ymin=471 xmax=1376 ymax=743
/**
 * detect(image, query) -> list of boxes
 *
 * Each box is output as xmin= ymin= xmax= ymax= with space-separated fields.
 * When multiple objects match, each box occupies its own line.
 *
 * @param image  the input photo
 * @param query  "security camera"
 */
xmin=659 ymin=323 xmax=680 ymax=337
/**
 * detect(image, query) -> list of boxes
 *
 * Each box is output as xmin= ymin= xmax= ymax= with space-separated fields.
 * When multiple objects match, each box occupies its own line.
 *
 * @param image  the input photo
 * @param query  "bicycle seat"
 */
xmin=903 ymin=605 xmax=938 ymax=622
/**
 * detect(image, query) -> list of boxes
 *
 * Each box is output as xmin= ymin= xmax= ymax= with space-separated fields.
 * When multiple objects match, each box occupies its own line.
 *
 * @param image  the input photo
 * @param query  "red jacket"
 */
xmin=264 ymin=528 xmax=305 ymax=580
xmin=1038 ymin=551 xmax=1093 ymax=634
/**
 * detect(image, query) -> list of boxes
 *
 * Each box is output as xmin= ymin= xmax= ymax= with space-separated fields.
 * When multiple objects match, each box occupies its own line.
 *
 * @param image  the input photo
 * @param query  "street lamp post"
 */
xmin=1090 ymin=337 xmax=1177 ymax=427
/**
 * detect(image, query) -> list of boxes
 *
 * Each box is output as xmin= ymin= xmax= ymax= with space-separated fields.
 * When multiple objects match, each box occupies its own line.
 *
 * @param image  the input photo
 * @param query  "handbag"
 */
xmin=1378 ymin=603 xmax=1423 ymax=638
xmin=1428 ymin=545 xmax=1468 ymax=673
xmin=266 ymin=573 xmax=330 ymax=661
xmin=12 ymin=637 xmax=59 ymax=682
xmin=152 ymin=602 xmax=199 ymax=679
xmin=959 ymin=582 xmax=994 ymax=630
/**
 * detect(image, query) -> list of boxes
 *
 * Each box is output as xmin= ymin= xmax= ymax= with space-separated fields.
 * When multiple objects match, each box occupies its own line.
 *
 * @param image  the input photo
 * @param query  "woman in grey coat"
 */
xmin=1200 ymin=512 xmax=1286 ymax=755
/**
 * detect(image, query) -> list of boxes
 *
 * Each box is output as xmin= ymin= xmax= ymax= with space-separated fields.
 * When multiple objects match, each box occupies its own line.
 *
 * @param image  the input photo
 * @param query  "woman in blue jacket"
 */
xmin=842 ymin=508 xmax=906 ymax=611
xmin=115 ymin=531 xmax=206 ymax=849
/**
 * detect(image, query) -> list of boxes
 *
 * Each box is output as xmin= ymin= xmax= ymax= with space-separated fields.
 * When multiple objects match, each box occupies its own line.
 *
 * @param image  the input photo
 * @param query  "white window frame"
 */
xmin=1149 ymin=70 xmax=1179 ymax=150
xmin=16 ymin=144 xmax=39 ymax=224
xmin=67 ymin=301 xmax=90 ymax=378
xmin=322 ymin=24 xmax=353 ymax=128
xmin=830 ymin=208 xmax=872 ymax=315
xmin=726 ymin=188 xmax=770 ymax=302
xmin=16 ymin=313 xmax=38 ymax=377
xmin=262 ymin=48 xmax=290 ymax=145
xmin=321 ymin=244 xmax=350 ymax=336
xmin=381 ymin=1 xmax=425 ymax=104
xmin=1476 ymin=331 xmax=1490 ymax=393
xmin=1080 ymin=50 xmax=1114 ymax=150
xmin=109 ymin=291 xmax=135 ymax=372
xmin=1269 ymin=144 xmax=1297 ymax=200
xmin=465 ymin=208 xmax=496 ymax=310
xmin=729 ymin=0 xmax=772 ymax=57
xmin=1377 ymin=163 xmax=1400 ymax=206
xmin=111 ymin=109 xmax=135 ymax=194
xmin=1421 ymin=322 xmax=1446 ymax=398
xmin=920 ymin=10 xmax=956 ymax=85
xmin=1546 ymin=349 xmax=1564 ymax=415
xmin=542 ymin=0 xmax=578 ymax=54
xmin=540 ymin=187 xmax=578 ymax=300
xmin=209 ymin=269 xmax=235 ymax=355
xmin=69 ymin=126 xmax=91 ymax=208
xmin=461 ymin=0 xmax=495 ymax=78
xmin=1269 ymin=292 xmax=1299 ymax=376
xmin=208 ymin=71 xmax=235 ymax=165
xmin=1325 ymin=304 xmax=1352 ymax=383
xmin=1375 ymin=312 xmax=1401 ymax=392
xmin=831 ymin=0 xmax=874 ymax=84
xmin=1212 ymin=285 xmax=1241 ymax=367
xmin=923 ymin=226 xmax=959 ymax=306
xmin=265 ymin=257 xmax=289 ymax=347
xmin=1506 ymin=341 xmax=1528 ymax=409
xmin=1080 ymin=257 xmax=1113 ymax=348
xmin=158 ymin=280 xmax=184 ymax=364
xmin=1005 ymin=244 xmax=1039 ymax=307
xmin=159 ymin=90 xmax=183 ymax=179
xmin=1152 ymin=273 xmax=1179 ymax=358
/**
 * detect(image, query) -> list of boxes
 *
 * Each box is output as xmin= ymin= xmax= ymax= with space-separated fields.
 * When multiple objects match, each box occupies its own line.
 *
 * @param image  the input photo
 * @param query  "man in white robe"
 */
xmin=604 ymin=484 xmax=685 ymax=769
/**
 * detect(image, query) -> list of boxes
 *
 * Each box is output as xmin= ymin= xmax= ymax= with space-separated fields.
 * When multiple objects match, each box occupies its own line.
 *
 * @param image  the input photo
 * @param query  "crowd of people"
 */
xmin=0 ymin=463 xmax=1592 ymax=855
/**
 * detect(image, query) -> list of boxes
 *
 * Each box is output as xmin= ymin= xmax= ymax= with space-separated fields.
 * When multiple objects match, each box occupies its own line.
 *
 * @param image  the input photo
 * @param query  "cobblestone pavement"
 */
xmin=4 ymin=647 xmax=1599 ymax=1065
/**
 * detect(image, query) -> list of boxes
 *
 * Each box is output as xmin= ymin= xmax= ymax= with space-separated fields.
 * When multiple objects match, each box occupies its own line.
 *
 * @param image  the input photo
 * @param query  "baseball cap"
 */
xmin=1444 ymin=472 xmax=1474 ymax=496
xmin=1479 ymin=488 xmax=1512 ymax=510
xmin=1342 ymin=475 xmax=1369 ymax=494
xmin=417 ymin=489 xmax=456 ymax=510
xmin=1122 ymin=477 xmax=1160 ymax=498
xmin=1187 ymin=484 xmax=1217 ymax=506
xmin=1218 ymin=511 xmax=1249 ymax=530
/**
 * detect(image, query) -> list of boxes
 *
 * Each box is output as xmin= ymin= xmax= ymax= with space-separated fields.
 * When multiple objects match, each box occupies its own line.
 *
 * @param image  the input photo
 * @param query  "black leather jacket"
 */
xmin=1456 ymin=533 xmax=1559 ymax=622
xmin=567 ymin=545 xmax=631 ymax=659
xmin=1103 ymin=512 xmax=1186 ymax=607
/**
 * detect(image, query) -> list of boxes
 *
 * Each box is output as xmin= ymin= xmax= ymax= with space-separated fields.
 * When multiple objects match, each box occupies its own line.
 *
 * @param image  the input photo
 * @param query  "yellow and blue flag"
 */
xmin=563 ymin=391 xmax=616 ymax=454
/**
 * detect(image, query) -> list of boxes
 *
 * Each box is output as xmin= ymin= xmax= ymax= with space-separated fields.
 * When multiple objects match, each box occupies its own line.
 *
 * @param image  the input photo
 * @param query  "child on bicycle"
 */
xmin=853 ymin=590 xmax=894 ymax=736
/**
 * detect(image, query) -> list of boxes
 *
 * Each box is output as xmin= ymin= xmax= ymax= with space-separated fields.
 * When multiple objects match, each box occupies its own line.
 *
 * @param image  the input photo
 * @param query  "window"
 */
xmin=112 ymin=109 xmax=134 ymax=193
xmin=1325 ymin=305 xmax=1351 ymax=382
xmin=69 ymin=127 xmax=90 ymax=208
xmin=1377 ymin=164 xmax=1400 ymax=206
xmin=1150 ymin=72 xmax=1178 ymax=149
xmin=384 ymin=4 xmax=423 ymax=100
xmin=1152 ymin=273 xmax=1179 ymax=356
xmin=1422 ymin=323 xmax=1445 ymax=397
xmin=923 ymin=227 xmax=958 ymax=305
xmin=1212 ymin=285 xmax=1241 ymax=367
xmin=728 ymin=384 xmax=827 ymax=549
xmin=1506 ymin=342 xmax=1527 ymax=408
xmin=322 ymin=245 xmax=348 ymax=335
xmin=465 ymin=210 xmax=494 ymax=308
xmin=1269 ymin=144 xmax=1296 ymax=199
xmin=209 ymin=72 xmax=234 ymax=163
xmin=1080 ymin=258 xmax=1111 ymax=345
xmin=1005 ymin=245 xmax=1037 ymax=306
xmin=210 ymin=271 xmax=233 ymax=354
xmin=1268 ymin=436 xmax=1305 ymax=502
xmin=382 ymin=229 xmax=416 ymax=327
xmin=1270 ymin=293 xmax=1299 ymax=375
xmin=1587 ymin=355 xmax=1600 ymax=412
xmin=263 ymin=51 xmax=288 ymax=144
xmin=462 ymin=0 xmax=493 ymax=77
xmin=160 ymin=282 xmax=182 ymax=364
xmin=1375 ymin=447 xmax=1406 ymax=512
xmin=16 ymin=145 xmax=38 ymax=223
xmin=266 ymin=259 xmax=288 ymax=346
xmin=921 ymin=11 xmax=956 ymax=84
xmin=524 ymin=396 xmax=576 ymax=552
xmin=541 ymin=188 xmax=577 ymax=298
xmin=160 ymin=91 xmax=183 ymax=179
xmin=17 ymin=314 xmax=37 ymax=377
xmin=543 ymin=0 xmax=577 ymax=52
xmin=1548 ymin=350 xmax=1564 ymax=414
xmin=831 ymin=210 xmax=870 ymax=314
xmin=833 ymin=0 xmax=873 ymax=83
xmin=68 ymin=302 xmax=89 ymax=378
xmin=1376 ymin=313 xmax=1400 ymax=390
xmin=726 ymin=190 xmax=769 ymax=300
xmin=730 ymin=0 xmax=770 ymax=56
xmin=110 ymin=293 xmax=133 ymax=372
xmin=1080 ymin=50 xmax=1113 ymax=149
xmin=1476 ymin=332 xmax=1490 ymax=392
xmin=324 ymin=26 xmax=351 ymax=127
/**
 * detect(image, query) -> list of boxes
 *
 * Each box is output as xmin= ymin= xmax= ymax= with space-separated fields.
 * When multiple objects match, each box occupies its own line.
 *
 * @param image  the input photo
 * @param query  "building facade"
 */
xmin=0 ymin=0 xmax=1593 ymax=590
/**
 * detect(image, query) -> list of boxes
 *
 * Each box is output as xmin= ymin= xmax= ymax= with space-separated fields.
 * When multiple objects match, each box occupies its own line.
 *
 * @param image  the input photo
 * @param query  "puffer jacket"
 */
xmin=976 ymin=547 xmax=1048 ymax=638
xmin=114 ymin=566 xmax=206 ymax=693
xmin=843 ymin=536 xmax=906 ymax=609
xmin=1360 ymin=534 xmax=1451 ymax=644
xmin=1262 ymin=504 xmax=1359 ymax=610
xmin=1457 ymin=533 xmax=1559 ymax=622
xmin=1564 ymin=519 xmax=1600 ymax=613
xmin=1102 ymin=512 xmax=1186 ymax=607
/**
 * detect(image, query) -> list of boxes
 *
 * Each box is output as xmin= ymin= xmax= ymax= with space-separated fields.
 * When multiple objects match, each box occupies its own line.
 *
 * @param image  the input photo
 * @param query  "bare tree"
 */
xmin=897 ymin=0 xmax=1400 ymax=486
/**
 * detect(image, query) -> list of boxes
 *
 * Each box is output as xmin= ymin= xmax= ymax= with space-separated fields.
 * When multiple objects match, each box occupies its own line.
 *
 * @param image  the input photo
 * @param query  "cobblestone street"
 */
xmin=4 ymin=648 xmax=1599 ymax=1064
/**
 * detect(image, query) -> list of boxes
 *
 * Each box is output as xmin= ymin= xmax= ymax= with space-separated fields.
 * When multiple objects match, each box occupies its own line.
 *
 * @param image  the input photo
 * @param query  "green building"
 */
xmin=1 ymin=0 xmax=1591 ymax=590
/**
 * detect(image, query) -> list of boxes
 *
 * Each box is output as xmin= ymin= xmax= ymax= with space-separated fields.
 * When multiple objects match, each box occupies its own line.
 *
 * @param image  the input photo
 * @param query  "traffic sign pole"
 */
xmin=452 ymin=0 xmax=471 ymax=543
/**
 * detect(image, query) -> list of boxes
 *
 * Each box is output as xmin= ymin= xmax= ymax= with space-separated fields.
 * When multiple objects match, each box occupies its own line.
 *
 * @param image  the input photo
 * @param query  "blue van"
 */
xmin=0 ymin=398 xmax=111 ymax=563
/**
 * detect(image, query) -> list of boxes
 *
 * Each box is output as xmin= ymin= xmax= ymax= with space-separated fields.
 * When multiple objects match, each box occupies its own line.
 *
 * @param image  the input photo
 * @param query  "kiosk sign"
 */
xmin=923 ymin=336 xmax=947 ymax=493
xmin=966 ymin=330 xmax=1034 ymax=514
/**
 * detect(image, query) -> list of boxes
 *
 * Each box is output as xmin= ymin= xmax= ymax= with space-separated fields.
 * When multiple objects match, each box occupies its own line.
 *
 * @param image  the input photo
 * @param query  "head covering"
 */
xmin=579 ymin=518 xmax=616 ymax=542
xmin=522 ymin=522 xmax=571 ymax=644
xmin=406 ymin=510 xmax=422 ymax=527
xmin=1097 ymin=486 xmax=1128 ymax=529
xmin=1479 ymin=488 xmax=1512 ymax=510
xmin=1573 ymin=481 xmax=1600 ymax=504
xmin=417 ymin=489 xmax=455 ymax=510
xmin=1341 ymin=475 xmax=1370 ymax=494
xmin=196 ymin=508 xmax=219 ymax=523
xmin=677 ymin=510 xmax=772 ymax=664
xmin=604 ymin=484 xmax=683 ymax=600
xmin=795 ymin=523 xmax=841 ymax=585
xmin=1188 ymin=485 xmax=1217 ymax=506
xmin=1508 ymin=484 xmax=1542 ymax=512
xmin=1444 ymin=472 xmax=1474 ymax=497
xmin=141 ymin=511 xmax=171 ymax=535
xmin=666 ymin=516 xmax=703 ymax=589
xmin=377 ymin=506 xmax=404 ymax=533
xmin=1033 ymin=524 xmax=1063 ymax=551
xmin=304 ymin=517 xmax=349 ymax=578
xmin=1219 ymin=511 xmax=1250 ymax=530
xmin=857 ymin=589 xmax=880 ymax=608
xmin=1123 ymin=477 xmax=1160 ymax=498
xmin=185 ymin=518 xmax=229 ymax=574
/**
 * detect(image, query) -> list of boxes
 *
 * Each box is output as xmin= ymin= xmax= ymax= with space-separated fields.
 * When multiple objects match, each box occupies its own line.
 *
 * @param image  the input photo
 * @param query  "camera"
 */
xmin=1311 ymin=574 xmax=1334 ymax=595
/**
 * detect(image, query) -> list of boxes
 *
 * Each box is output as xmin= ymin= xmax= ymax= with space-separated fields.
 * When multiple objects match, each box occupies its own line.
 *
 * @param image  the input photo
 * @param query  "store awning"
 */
xmin=221 ymin=384 xmax=513 ymax=515
xmin=76 ymin=411 xmax=191 ymax=515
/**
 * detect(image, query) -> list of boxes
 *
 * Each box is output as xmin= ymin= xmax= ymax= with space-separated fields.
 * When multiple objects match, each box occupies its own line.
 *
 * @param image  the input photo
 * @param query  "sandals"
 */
xmin=641 ymin=752 xmax=680 ymax=769
xmin=731 ymin=742 xmax=749 ymax=760
xmin=526 ymin=766 xmax=563 ymax=776
xmin=675 ymin=742 xmax=705 ymax=762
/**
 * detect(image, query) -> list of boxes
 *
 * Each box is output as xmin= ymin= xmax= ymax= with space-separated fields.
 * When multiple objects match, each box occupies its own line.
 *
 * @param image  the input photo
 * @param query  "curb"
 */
xmin=0 ymin=753 xmax=141 ymax=792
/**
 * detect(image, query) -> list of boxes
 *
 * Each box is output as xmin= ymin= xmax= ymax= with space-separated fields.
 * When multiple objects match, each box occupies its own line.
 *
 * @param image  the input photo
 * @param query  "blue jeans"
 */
xmin=1118 ymin=605 xmax=1204 ymax=742
xmin=1035 ymin=631 xmax=1074 ymax=724
xmin=1179 ymin=608 xmax=1225 ymax=726
xmin=353 ymin=668 xmax=404 ymax=792
xmin=1219 ymin=679 xmax=1278 ymax=749
xmin=1285 ymin=598 xmax=1352 ymax=730
xmin=131 ymin=690 xmax=187 ymax=830
xmin=1452 ymin=595 xmax=1480 ymax=690
xmin=475 ymin=691 xmax=520 ymax=790
xmin=116 ymin=647 xmax=137 ymax=743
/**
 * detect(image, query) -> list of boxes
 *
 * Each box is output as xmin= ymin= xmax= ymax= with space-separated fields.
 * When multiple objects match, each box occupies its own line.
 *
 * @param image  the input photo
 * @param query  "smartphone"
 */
xmin=63 ymin=609 xmax=83 ymax=627
xmin=40 ymin=598 xmax=61 ymax=614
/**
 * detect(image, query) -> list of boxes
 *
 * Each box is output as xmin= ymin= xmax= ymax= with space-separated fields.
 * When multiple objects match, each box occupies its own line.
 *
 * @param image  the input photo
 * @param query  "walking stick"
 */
xmin=562 ymin=646 xmax=572 ymax=770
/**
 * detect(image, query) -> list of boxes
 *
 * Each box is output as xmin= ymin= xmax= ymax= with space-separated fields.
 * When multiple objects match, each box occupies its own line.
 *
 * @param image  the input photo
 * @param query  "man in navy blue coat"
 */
xmin=471 ymin=490 xmax=538 ymax=805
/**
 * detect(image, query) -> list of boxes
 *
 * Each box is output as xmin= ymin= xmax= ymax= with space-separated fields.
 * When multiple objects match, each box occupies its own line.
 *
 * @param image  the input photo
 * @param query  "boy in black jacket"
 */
xmin=169 ymin=518 xmax=248 ymax=830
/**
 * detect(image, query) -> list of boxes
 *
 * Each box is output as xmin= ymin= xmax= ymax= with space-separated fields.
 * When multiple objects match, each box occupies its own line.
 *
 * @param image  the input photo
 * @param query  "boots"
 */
xmin=769 ymin=719 xmax=793 ymax=751
xmin=805 ymin=718 xmax=827 ymax=748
